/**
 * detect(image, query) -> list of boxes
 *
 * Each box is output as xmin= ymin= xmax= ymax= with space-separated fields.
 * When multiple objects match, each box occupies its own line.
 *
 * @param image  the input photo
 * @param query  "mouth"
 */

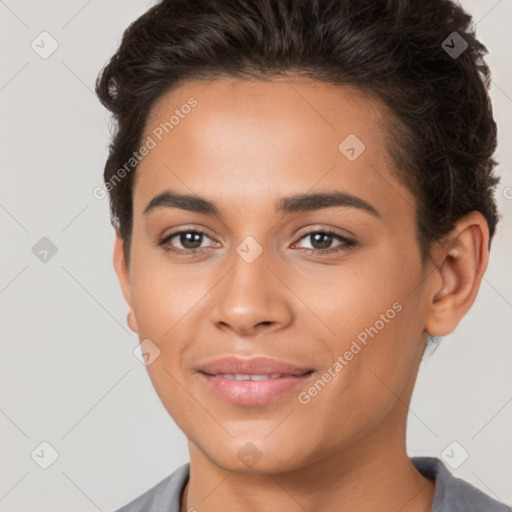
xmin=200 ymin=371 xmax=314 ymax=380
xmin=195 ymin=356 xmax=316 ymax=405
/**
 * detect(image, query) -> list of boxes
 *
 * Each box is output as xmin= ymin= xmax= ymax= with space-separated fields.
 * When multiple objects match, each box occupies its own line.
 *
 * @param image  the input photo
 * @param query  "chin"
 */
xmin=195 ymin=435 xmax=315 ymax=475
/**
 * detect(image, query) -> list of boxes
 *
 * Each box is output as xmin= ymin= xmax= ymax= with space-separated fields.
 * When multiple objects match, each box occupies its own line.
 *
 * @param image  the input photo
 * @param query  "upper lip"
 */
xmin=197 ymin=356 xmax=315 ymax=376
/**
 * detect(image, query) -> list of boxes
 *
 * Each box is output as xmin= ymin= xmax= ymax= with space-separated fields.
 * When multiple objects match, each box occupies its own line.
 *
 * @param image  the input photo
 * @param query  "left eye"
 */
xmin=292 ymin=230 xmax=356 ymax=253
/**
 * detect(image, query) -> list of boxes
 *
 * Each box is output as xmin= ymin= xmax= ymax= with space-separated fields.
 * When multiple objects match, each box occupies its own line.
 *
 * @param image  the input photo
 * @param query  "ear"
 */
xmin=425 ymin=211 xmax=490 ymax=337
xmin=113 ymin=230 xmax=139 ymax=333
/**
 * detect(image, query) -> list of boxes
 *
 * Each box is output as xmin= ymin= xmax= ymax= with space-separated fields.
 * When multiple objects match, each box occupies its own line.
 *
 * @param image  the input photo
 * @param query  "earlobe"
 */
xmin=127 ymin=309 xmax=138 ymax=333
xmin=425 ymin=212 xmax=489 ymax=337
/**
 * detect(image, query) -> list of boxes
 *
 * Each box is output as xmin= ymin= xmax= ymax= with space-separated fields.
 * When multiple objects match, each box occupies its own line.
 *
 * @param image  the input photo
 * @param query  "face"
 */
xmin=115 ymin=76 xmax=436 ymax=473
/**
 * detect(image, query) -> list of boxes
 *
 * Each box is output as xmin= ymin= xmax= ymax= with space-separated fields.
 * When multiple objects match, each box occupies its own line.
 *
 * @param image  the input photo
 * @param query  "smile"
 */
xmin=198 ymin=371 xmax=315 ymax=405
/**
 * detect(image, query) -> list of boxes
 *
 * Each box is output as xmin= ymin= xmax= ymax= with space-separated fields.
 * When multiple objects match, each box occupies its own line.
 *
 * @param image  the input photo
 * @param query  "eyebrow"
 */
xmin=143 ymin=189 xmax=380 ymax=218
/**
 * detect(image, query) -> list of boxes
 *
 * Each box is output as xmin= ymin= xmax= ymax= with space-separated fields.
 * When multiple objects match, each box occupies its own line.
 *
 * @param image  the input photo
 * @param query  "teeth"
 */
xmin=218 ymin=374 xmax=283 ymax=380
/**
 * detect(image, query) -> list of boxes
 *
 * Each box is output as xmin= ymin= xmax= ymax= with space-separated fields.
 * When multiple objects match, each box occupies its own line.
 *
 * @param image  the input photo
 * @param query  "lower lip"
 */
xmin=198 ymin=372 xmax=314 ymax=405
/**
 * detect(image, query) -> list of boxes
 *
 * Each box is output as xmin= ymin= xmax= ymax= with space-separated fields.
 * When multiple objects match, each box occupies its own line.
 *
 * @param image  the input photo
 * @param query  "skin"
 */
xmin=113 ymin=76 xmax=489 ymax=512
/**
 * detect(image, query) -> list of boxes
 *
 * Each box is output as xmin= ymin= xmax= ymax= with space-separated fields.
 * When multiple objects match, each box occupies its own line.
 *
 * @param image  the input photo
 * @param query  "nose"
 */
xmin=209 ymin=247 xmax=294 ymax=336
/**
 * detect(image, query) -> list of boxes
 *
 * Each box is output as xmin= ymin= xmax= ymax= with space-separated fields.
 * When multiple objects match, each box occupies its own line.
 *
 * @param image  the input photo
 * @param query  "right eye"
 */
xmin=157 ymin=229 xmax=219 ymax=254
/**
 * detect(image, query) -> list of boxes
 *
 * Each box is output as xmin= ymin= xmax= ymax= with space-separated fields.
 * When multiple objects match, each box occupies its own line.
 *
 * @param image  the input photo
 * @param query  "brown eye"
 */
xmin=174 ymin=231 xmax=204 ymax=250
xmin=293 ymin=229 xmax=356 ymax=254
xmin=157 ymin=229 xmax=217 ymax=254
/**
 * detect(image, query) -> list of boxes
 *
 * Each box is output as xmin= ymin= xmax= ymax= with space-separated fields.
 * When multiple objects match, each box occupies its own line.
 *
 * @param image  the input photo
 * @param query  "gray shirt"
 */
xmin=114 ymin=456 xmax=510 ymax=511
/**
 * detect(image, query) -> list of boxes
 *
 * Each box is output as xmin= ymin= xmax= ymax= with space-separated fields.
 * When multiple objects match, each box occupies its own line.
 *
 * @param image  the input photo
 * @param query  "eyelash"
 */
xmin=156 ymin=228 xmax=356 ymax=256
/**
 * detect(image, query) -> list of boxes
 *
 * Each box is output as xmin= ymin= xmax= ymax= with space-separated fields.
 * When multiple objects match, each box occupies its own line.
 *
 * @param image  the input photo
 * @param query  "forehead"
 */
xmin=134 ymin=76 xmax=414 ymax=221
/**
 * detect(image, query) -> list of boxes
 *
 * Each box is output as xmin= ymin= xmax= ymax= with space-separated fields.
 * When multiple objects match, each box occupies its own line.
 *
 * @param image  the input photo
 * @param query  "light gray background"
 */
xmin=1 ymin=0 xmax=511 ymax=510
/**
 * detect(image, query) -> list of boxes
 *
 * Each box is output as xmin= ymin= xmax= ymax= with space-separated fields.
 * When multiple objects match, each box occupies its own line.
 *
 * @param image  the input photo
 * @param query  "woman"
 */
xmin=95 ymin=0 xmax=509 ymax=510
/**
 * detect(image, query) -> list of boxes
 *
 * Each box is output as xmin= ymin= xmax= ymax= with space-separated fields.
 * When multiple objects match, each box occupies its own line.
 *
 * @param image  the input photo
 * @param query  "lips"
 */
xmin=196 ymin=356 xmax=315 ymax=405
xmin=214 ymin=373 xmax=290 ymax=380
xmin=197 ymin=356 xmax=314 ymax=377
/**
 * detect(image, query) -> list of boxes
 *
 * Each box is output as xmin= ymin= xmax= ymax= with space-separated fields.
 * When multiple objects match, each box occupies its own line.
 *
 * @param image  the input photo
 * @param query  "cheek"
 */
xmin=129 ymin=255 xmax=204 ymax=334
xmin=337 ymin=288 xmax=426 ymax=423
xmin=300 ymin=256 xmax=409 ymax=341
xmin=306 ymin=309 xmax=422 ymax=448
xmin=309 ymin=252 xmax=424 ymax=405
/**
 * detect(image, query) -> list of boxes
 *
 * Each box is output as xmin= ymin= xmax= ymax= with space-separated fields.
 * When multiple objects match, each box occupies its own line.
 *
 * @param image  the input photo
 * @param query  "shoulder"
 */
xmin=113 ymin=463 xmax=190 ymax=512
xmin=411 ymin=456 xmax=510 ymax=512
